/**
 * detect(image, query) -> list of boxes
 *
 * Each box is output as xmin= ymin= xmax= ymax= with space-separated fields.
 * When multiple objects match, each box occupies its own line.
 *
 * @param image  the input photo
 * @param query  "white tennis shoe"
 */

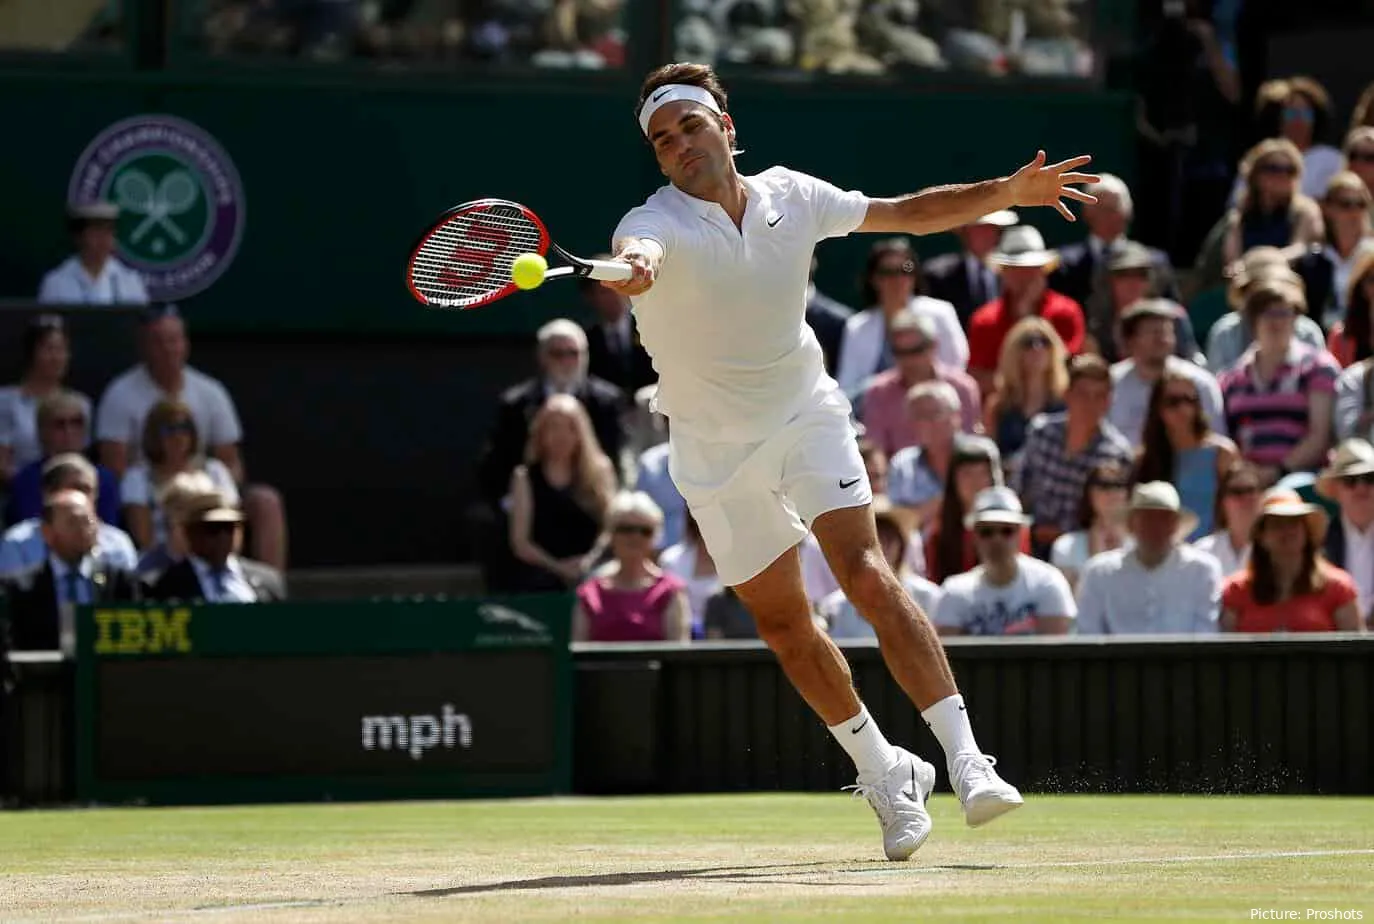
xmin=950 ymin=752 xmax=1024 ymax=827
xmin=845 ymin=747 xmax=936 ymax=861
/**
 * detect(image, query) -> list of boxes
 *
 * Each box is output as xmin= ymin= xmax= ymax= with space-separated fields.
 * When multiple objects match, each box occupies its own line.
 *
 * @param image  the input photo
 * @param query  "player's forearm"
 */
xmin=862 ymin=178 xmax=1015 ymax=236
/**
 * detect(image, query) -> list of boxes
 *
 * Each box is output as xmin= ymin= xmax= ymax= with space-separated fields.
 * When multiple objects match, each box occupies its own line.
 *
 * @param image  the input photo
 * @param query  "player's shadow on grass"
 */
xmin=406 ymin=861 xmax=1000 ymax=897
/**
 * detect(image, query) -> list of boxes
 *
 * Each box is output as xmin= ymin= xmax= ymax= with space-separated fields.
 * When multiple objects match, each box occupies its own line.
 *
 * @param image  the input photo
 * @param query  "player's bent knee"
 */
xmin=751 ymin=607 xmax=820 ymax=655
xmin=840 ymin=556 xmax=895 ymax=614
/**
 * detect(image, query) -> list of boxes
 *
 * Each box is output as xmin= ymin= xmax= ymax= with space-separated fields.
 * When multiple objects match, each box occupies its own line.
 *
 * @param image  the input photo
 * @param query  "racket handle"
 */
xmin=585 ymin=259 xmax=634 ymax=282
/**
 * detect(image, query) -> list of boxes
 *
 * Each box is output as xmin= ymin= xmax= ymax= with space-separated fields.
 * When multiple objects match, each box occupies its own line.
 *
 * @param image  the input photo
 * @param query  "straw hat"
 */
xmin=1254 ymin=488 xmax=1328 ymax=546
xmin=964 ymin=486 xmax=1031 ymax=529
xmin=989 ymin=226 xmax=1060 ymax=271
xmin=1316 ymin=438 xmax=1374 ymax=499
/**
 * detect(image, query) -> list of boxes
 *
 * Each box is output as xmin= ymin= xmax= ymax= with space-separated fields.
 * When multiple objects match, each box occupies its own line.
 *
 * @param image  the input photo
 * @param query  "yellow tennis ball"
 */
xmin=510 ymin=253 xmax=548 ymax=290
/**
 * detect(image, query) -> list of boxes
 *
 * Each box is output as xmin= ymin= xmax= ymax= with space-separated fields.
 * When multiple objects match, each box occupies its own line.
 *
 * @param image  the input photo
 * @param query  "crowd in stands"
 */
xmin=467 ymin=73 xmax=1374 ymax=643
xmin=0 ymin=203 xmax=290 ymax=652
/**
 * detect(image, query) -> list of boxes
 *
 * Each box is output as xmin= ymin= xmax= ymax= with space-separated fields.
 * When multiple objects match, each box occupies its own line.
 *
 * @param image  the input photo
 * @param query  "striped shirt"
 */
xmin=1217 ymin=343 xmax=1340 ymax=468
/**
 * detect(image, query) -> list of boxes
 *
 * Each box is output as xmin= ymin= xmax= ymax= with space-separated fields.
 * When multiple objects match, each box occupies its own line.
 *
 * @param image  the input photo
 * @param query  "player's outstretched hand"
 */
xmin=1007 ymin=150 xmax=1100 ymax=222
xmin=602 ymin=247 xmax=656 ymax=296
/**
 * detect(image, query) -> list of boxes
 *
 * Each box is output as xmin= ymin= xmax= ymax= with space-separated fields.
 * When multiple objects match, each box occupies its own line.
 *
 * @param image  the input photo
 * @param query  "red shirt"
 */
xmin=967 ymin=291 xmax=1086 ymax=374
xmin=1221 ymin=562 xmax=1358 ymax=633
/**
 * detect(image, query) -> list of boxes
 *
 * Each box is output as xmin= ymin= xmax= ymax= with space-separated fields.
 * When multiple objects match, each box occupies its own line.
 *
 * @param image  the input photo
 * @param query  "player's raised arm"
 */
xmin=858 ymin=151 xmax=1101 ymax=236
xmin=604 ymin=236 xmax=665 ymax=297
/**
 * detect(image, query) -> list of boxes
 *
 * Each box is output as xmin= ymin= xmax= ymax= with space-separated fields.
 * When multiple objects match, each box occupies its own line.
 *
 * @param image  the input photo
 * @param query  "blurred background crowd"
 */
xmin=1 ymin=0 xmax=1373 ymax=652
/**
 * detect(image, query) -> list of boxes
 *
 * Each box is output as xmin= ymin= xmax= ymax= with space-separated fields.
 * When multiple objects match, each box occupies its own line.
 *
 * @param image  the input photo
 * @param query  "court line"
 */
xmin=19 ymin=848 xmax=1374 ymax=922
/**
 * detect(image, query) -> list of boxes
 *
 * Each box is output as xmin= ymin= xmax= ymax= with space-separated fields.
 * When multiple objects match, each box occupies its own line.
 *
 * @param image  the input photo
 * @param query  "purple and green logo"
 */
xmin=68 ymin=115 xmax=245 ymax=301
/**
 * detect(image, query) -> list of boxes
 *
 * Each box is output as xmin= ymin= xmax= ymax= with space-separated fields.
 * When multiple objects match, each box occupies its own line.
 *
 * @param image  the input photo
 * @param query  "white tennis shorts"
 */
xmin=668 ymin=394 xmax=872 ymax=587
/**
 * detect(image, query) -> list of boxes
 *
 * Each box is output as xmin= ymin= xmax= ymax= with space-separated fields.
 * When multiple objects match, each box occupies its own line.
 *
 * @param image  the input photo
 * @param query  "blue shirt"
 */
xmin=0 ymin=519 xmax=138 ymax=574
xmin=6 ymin=459 xmax=122 ymax=526
xmin=634 ymin=442 xmax=686 ymax=550
xmin=888 ymin=446 xmax=944 ymax=509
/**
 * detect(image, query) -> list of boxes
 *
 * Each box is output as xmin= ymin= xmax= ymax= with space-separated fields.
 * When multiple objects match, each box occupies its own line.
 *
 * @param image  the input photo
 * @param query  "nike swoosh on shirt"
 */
xmin=767 ymin=214 xmax=784 ymax=227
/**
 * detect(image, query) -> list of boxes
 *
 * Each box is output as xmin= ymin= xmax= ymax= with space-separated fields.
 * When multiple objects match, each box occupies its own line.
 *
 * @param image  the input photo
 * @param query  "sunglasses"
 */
xmin=160 ymin=421 xmax=195 ymax=437
xmin=1226 ymin=484 xmax=1260 ymax=497
xmin=613 ymin=523 xmax=654 ymax=537
xmin=874 ymin=266 xmax=914 ymax=278
xmin=1329 ymin=196 xmax=1369 ymax=211
xmin=892 ymin=341 xmax=932 ymax=356
xmin=1260 ymin=305 xmax=1297 ymax=320
xmin=1341 ymin=472 xmax=1374 ymax=488
xmin=1091 ymin=479 xmax=1131 ymax=490
xmin=1257 ymin=161 xmax=1298 ymax=176
xmin=50 ymin=415 xmax=85 ymax=428
xmin=974 ymin=525 xmax=1017 ymax=539
xmin=1162 ymin=393 xmax=1199 ymax=408
xmin=1281 ymin=106 xmax=1314 ymax=122
xmin=1348 ymin=151 xmax=1374 ymax=164
xmin=1019 ymin=334 xmax=1051 ymax=350
xmin=546 ymin=347 xmax=581 ymax=359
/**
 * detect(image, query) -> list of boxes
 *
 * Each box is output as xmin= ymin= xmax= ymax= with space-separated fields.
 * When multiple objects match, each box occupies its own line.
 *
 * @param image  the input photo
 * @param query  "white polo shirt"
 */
xmin=613 ymin=167 xmax=869 ymax=442
xmin=38 ymin=256 xmax=149 ymax=305
xmin=95 ymin=365 xmax=243 ymax=465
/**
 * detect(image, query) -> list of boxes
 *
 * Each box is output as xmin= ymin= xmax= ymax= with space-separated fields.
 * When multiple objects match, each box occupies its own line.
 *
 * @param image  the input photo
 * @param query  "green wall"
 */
xmin=0 ymin=69 xmax=1133 ymax=335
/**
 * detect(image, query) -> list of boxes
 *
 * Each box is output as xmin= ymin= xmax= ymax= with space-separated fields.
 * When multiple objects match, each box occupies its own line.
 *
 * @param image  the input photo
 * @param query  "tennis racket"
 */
xmin=405 ymin=198 xmax=632 ymax=310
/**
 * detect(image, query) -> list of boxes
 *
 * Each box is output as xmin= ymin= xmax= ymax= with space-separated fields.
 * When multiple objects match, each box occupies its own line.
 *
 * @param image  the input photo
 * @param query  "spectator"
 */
xmin=580 ymin=272 xmax=656 ymax=395
xmin=967 ymin=226 xmax=1086 ymax=396
xmin=933 ymin=487 xmax=1076 ymax=637
xmin=887 ymin=381 xmax=962 ymax=526
xmin=836 ymin=237 xmax=967 ymax=398
xmin=143 ymin=491 xmax=285 ymax=603
xmin=6 ymin=392 xmax=120 ymax=527
xmin=1341 ymin=127 xmax=1374 ymax=207
xmin=1328 ymin=250 xmax=1374 ymax=372
xmin=1082 ymin=243 xmax=1199 ymax=364
xmin=805 ymin=253 xmax=855 ymax=377
xmin=1011 ymin=355 xmax=1135 ymax=557
xmin=572 ymin=491 xmax=690 ymax=643
xmin=858 ymin=438 xmax=888 ymax=496
xmin=926 ymin=435 xmax=1029 ymax=584
xmin=1315 ymin=439 xmax=1374 ymax=623
xmin=477 ymin=318 xmax=626 ymax=507
xmin=1049 ymin=173 xmax=1180 ymax=308
xmin=37 ymin=203 xmax=148 ymax=305
xmin=0 ymin=316 xmax=91 ymax=484
xmin=120 ymin=400 xmax=239 ymax=551
xmin=1076 ymin=481 xmax=1221 ymax=635
xmin=981 ymin=317 xmax=1068 ymax=461
xmin=1193 ymin=459 xmax=1263 ymax=579
xmin=0 ymin=454 xmax=137 ymax=574
xmin=95 ymin=305 xmax=288 ymax=570
xmin=632 ymin=402 xmax=685 ymax=551
xmin=1351 ymin=83 xmax=1374 ymax=137
xmin=702 ymin=586 xmax=757 ymax=640
xmin=1134 ymin=362 xmax=1238 ymax=542
xmin=1218 ymin=277 xmax=1339 ymax=484
xmin=1109 ymin=303 xmax=1226 ymax=445
xmin=1204 ymin=254 xmax=1329 ymax=374
xmin=134 ymin=470 xmax=217 ymax=577
xmin=858 ymin=311 xmax=979 ymax=456
xmin=1196 ymin=139 xmax=1324 ymax=288
xmin=1049 ymin=460 xmax=1131 ymax=592
xmin=1219 ymin=488 xmax=1362 ymax=632
xmin=1273 ymin=77 xmax=1345 ymax=201
xmin=922 ymin=209 xmax=1019 ymax=326
xmin=821 ymin=498 xmax=941 ymax=641
xmin=508 ymin=394 xmax=616 ymax=592
xmin=0 ymin=490 xmax=139 ymax=652
xmin=659 ymin=513 xmax=720 ymax=639
xmin=1307 ymin=172 xmax=1374 ymax=330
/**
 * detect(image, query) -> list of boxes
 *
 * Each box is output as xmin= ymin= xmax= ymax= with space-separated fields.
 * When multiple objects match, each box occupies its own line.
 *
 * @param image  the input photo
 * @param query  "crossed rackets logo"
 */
xmin=113 ymin=169 xmax=199 ymax=246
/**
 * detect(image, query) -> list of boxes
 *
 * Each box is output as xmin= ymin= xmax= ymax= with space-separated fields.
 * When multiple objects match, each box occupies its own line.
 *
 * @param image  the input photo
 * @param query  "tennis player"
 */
xmin=606 ymin=63 xmax=1098 ymax=861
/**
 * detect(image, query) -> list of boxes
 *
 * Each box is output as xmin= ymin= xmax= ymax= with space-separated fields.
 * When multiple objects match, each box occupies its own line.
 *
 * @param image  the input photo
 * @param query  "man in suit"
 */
xmin=580 ymin=271 xmax=657 ymax=395
xmin=921 ymin=209 xmax=1019 ymax=326
xmin=0 ymin=490 xmax=140 ymax=651
xmin=1317 ymin=439 xmax=1374 ymax=626
xmin=804 ymin=254 xmax=855 ymax=376
xmin=1049 ymin=173 xmax=1180 ymax=308
xmin=0 ymin=453 xmax=138 ymax=574
xmin=143 ymin=491 xmax=285 ymax=603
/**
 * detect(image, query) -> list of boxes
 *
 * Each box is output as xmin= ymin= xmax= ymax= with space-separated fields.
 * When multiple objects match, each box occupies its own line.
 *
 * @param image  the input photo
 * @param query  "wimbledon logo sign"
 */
xmin=67 ymin=114 xmax=246 ymax=301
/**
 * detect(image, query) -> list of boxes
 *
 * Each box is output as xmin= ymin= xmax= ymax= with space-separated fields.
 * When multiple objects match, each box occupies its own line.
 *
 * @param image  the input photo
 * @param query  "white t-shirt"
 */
xmin=120 ymin=458 xmax=240 ymax=546
xmin=0 ymin=387 xmax=93 ymax=469
xmin=935 ymin=554 xmax=1077 ymax=636
xmin=613 ymin=166 xmax=870 ymax=442
xmin=38 ymin=256 xmax=149 ymax=305
xmin=95 ymin=365 xmax=243 ymax=465
xmin=822 ymin=575 xmax=943 ymax=641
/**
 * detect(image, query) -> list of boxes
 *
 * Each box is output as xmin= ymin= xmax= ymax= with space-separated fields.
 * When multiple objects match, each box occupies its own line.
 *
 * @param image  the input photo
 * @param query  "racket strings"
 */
xmin=411 ymin=205 xmax=544 ymax=308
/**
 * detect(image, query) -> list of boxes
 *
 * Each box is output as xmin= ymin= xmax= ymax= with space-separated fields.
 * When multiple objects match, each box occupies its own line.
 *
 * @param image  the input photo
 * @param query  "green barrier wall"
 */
xmin=0 ymin=69 xmax=1132 ymax=335
xmin=74 ymin=595 xmax=574 ymax=805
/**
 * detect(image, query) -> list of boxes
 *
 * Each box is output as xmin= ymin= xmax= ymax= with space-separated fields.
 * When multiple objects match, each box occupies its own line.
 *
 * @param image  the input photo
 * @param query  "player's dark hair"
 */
xmin=637 ymin=63 xmax=729 ymax=122
xmin=860 ymin=238 xmax=925 ymax=306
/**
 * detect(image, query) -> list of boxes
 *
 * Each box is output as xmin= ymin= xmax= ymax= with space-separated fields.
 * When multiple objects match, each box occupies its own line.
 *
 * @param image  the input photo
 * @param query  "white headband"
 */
xmin=638 ymin=84 xmax=722 ymax=136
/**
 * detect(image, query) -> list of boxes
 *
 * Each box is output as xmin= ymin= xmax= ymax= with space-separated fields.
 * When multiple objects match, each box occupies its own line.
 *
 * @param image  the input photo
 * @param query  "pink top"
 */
xmin=576 ymin=571 xmax=685 ymax=642
xmin=860 ymin=366 xmax=982 ymax=456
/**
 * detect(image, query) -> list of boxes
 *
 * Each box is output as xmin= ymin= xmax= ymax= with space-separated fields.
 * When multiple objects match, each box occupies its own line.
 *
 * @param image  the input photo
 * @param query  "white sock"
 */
xmin=827 ymin=704 xmax=900 ymax=781
xmin=921 ymin=693 xmax=981 ymax=765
